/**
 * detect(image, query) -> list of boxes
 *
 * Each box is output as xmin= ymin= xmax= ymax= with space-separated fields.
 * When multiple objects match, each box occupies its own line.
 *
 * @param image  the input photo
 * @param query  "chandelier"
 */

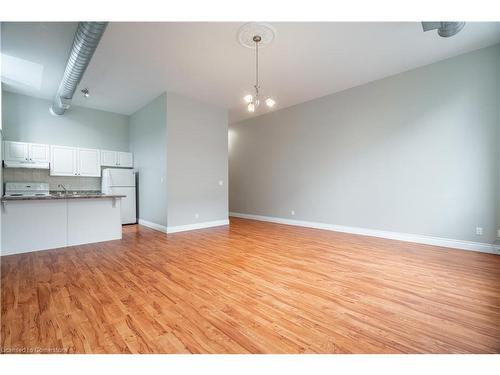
xmin=238 ymin=23 xmax=276 ymax=113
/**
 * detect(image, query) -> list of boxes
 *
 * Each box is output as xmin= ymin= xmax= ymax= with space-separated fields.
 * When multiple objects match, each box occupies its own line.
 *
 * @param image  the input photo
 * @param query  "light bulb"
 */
xmin=247 ymin=102 xmax=255 ymax=113
xmin=243 ymin=94 xmax=253 ymax=103
xmin=265 ymin=98 xmax=275 ymax=108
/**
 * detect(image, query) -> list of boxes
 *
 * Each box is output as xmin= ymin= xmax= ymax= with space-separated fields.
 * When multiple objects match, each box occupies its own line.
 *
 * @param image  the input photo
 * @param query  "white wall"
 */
xmin=229 ymin=45 xmax=500 ymax=244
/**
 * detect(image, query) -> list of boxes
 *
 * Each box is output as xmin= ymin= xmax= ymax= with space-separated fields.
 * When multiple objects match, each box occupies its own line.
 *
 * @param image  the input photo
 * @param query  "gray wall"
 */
xmin=166 ymin=92 xmax=228 ymax=227
xmin=129 ymin=93 xmax=168 ymax=227
xmin=230 ymin=45 xmax=500 ymax=244
xmin=498 ymin=45 xmax=500 ymax=239
xmin=2 ymin=91 xmax=129 ymax=151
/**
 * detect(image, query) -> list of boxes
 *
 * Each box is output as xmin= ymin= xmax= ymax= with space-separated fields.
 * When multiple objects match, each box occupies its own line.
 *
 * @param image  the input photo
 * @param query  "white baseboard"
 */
xmin=138 ymin=219 xmax=167 ymax=233
xmin=229 ymin=212 xmax=500 ymax=255
xmin=166 ymin=219 xmax=230 ymax=234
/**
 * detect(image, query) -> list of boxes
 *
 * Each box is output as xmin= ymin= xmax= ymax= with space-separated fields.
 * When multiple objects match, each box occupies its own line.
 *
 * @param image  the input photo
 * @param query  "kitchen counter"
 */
xmin=1 ymin=194 xmax=126 ymax=201
xmin=1 ymin=194 xmax=124 ymax=255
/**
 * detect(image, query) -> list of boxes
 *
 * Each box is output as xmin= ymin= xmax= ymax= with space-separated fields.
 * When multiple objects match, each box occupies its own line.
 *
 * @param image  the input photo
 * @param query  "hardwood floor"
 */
xmin=1 ymin=218 xmax=500 ymax=353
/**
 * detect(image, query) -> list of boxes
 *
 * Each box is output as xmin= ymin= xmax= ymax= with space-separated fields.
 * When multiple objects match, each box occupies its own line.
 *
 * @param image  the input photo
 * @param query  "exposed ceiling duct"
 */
xmin=50 ymin=22 xmax=108 ymax=116
xmin=421 ymin=22 xmax=466 ymax=38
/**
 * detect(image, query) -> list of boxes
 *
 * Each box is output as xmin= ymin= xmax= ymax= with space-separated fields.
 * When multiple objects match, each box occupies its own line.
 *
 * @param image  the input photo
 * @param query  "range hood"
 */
xmin=3 ymin=161 xmax=50 ymax=169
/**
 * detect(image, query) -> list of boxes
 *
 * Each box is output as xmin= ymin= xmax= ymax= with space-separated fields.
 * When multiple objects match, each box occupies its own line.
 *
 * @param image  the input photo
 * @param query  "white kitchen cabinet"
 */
xmin=29 ymin=143 xmax=50 ymax=163
xmin=51 ymin=146 xmax=101 ymax=177
xmin=3 ymin=141 xmax=50 ymax=164
xmin=50 ymin=145 xmax=77 ymax=176
xmin=100 ymin=150 xmax=133 ymax=168
xmin=101 ymin=150 xmax=117 ymax=166
xmin=77 ymin=148 xmax=101 ymax=177
xmin=117 ymin=152 xmax=133 ymax=167
xmin=3 ymin=141 xmax=29 ymax=162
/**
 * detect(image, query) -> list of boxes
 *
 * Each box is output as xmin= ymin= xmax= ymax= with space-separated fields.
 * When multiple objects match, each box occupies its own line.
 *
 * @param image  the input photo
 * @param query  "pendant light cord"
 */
xmin=255 ymin=39 xmax=259 ymax=98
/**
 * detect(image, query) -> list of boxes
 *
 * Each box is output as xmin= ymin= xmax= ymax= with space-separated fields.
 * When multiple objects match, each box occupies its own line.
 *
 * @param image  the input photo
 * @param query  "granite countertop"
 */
xmin=1 ymin=193 xmax=126 ymax=202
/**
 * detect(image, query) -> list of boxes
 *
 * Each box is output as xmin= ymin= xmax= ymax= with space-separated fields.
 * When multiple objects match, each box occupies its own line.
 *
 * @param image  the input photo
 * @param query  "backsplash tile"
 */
xmin=3 ymin=168 xmax=101 ymax=191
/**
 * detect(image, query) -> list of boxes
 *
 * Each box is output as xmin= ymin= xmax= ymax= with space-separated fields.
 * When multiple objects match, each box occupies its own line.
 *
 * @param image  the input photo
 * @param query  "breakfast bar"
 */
xmin=1 ymin=193 xmax=125 ymax=256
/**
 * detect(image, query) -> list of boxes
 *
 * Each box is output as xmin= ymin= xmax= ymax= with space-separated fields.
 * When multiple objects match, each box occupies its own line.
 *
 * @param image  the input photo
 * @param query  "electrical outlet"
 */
xmin=195 ymin=213 xmax=199 ymax=219
xmin=291 ymin=210 xmax=295 ymax=216
xmin=476 ymin=227 xmax=483 ymax=235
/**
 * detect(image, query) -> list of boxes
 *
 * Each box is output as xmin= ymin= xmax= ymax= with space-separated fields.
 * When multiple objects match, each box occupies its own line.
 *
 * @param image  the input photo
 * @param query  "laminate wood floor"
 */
xmin=1 ymin=218 xmax=500 ymax=353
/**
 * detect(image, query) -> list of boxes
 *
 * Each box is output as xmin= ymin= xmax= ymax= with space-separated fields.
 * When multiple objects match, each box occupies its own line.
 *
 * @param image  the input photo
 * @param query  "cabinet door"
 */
xmin=29 ymin=143 xmax=50 ymax=163
xmin=50 ymin=145 xmax=77 ymax=176
xmin=101 ymin=150 xmax=117 ymax=166
xmin=77 ymin=148 xmax=101 ymax=177
xmin=117 ymin=152 xmax=133 ymax=168
xmin=4 ymin=141 xmax=29 ymax=162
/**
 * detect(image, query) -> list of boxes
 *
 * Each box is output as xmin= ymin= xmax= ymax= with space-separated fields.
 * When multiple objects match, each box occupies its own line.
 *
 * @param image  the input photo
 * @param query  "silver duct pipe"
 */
xmin=421 ymin=22 xmax=465 ymax=38
xmin=50 ymin=22 xmax=108 ymax=116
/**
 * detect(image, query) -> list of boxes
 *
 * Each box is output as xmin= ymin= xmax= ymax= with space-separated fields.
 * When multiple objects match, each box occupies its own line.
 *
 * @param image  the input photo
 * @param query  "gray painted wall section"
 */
xmin=166 ymin=92 xmax=228 ymax=227
xmin=497 ymin=45 xmax=500 ymax=239
xmin=129 ymin=93 xmax=168 ymax=227
xmin=230 ymin=45 xmax=500 ymax=244
xmin=2 ymin=92 xmax=129 ymax=151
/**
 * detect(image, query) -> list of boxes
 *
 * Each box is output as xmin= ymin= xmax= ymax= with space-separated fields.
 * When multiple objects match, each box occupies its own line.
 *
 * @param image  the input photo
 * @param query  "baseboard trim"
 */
xmin=138 ymin=219 xmax=167 ymax=233
xmin=229 ymin=212 xmax=500 ymax=255
xmin=166 ymin=219 xmax=230 ymax=234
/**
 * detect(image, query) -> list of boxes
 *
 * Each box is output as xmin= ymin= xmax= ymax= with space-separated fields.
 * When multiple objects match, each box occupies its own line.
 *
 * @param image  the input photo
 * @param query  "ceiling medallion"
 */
xmin=238 ymin=22 xmax=276 ymax=113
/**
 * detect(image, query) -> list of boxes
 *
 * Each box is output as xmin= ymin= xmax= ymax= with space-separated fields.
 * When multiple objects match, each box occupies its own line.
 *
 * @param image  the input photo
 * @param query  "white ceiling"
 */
xmin=2 ymin=22 xmax=500 ymax=123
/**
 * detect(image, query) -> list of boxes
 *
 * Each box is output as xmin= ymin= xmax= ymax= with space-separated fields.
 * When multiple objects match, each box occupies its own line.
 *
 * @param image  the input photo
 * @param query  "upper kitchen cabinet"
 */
xmin=28 ymin=143 xmax=50 ymax=163
xmin=117 ymin=152 xmax=133 ymax=168
xmin=3 ymin=141 xmax=29 ymax=162
xmin=77 ymin=148 xmax=101 ymax=177
xmin=3 ymin=141 xmax=50 ymax=166
xmin=101 ymin=150 xmax=117 ymax=167
xmin=50 ymin=145 xmax=77 ymax=176
xmin=101 ymin=150 xmax=133 ymax=168
xmin=51 ymin=146 xmax=101 ymax=177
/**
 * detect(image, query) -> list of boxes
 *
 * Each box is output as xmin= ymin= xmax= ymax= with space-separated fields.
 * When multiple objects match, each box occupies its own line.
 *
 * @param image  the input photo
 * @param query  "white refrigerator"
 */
xmin=101 ymin=168 xmax=136 ymax=224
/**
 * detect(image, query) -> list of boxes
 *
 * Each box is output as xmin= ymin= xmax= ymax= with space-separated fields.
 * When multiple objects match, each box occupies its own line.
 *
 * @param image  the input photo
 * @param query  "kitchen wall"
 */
xmin=2 ymin=91 xmax=130 ymax=191
xmin=229 ymin=44 xmax=500 ymax=244
xmin=2 ymin=168 xmax=100 ymax=191
xmin=129 ymin=93 xmax=168 ymax=227
xmin=2 ymin=92 xmax=129 ymax=150
xmin=166 ymin=92 xmax=228 ymax=228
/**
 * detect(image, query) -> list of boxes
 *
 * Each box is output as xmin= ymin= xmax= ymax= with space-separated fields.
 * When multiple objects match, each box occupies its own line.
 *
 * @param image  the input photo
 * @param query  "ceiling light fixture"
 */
xmin=81 ymin=88 xmax=90 ymax=98
xmin=238 ymin=23 xmax=276 ymax=113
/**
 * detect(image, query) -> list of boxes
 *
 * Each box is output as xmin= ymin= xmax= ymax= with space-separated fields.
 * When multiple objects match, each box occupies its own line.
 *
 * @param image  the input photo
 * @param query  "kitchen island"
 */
xmin=1 ymin=194 xmax=125 ymax=255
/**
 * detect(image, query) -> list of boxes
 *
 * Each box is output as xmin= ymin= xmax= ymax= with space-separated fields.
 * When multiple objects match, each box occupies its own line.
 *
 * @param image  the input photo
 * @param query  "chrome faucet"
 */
xmin=58 ymin=184 xmax=68 ymax=194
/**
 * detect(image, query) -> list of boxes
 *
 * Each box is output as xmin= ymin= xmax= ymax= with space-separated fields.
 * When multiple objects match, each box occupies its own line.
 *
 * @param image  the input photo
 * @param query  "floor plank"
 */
xmin=1 ymin=218 xmax=500 ymax=353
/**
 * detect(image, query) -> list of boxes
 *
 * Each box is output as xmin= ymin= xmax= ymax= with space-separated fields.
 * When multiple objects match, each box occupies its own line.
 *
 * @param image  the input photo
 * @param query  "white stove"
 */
xmin=4 ymin=182 xmax=50 ymax=197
